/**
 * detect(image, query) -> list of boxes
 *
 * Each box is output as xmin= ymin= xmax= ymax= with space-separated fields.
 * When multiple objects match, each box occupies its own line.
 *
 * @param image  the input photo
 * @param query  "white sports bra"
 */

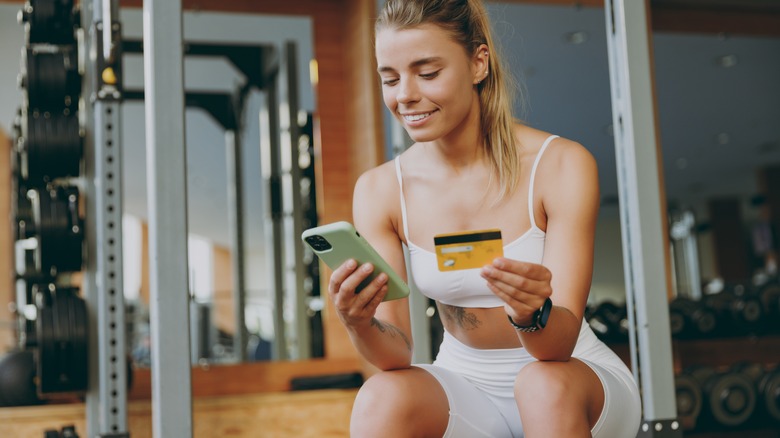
xmin=395 ymin=135 xmax=558 ymax=308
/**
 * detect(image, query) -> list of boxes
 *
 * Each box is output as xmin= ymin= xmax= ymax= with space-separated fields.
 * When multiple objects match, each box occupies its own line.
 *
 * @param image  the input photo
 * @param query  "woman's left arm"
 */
xmin=482 ymin=140 xmax=599 ymax=361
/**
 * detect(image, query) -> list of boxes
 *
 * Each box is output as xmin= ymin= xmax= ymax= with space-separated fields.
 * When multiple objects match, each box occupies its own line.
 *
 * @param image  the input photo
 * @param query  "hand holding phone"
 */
xmin=301 ymin=221 xmax=410 ymax=302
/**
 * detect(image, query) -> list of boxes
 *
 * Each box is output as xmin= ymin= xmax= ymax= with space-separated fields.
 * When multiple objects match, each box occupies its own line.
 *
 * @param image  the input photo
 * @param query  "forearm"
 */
xmin=517 ymin=305 xmax=581 ymax=361
xmin=346 ymin=317 xmax=413 ymax=370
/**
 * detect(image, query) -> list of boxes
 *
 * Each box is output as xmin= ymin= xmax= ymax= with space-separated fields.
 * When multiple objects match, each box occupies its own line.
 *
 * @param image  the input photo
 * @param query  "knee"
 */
xmin=514 ymin=361 xmax=579 ymax=408
xmin=351 ymin=371 xmax=417 ymax=428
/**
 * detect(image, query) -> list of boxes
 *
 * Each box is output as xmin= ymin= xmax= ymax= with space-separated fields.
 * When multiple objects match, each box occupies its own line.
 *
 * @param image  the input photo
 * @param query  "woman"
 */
xmin=327 ymin=0 xmax=641 ymax=436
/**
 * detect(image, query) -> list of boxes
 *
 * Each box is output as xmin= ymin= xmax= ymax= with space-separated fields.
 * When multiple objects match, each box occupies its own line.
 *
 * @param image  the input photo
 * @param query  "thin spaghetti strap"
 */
xmin=394 ymin=157 xmax=411 ymax=241
xmin=528 ymin=135 xmax=559 ymax=229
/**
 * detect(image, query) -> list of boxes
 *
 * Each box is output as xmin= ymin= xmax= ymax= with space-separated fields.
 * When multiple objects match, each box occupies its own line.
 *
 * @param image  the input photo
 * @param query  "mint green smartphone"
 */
xmin=301 ymin=221 xmax=410 ymax=302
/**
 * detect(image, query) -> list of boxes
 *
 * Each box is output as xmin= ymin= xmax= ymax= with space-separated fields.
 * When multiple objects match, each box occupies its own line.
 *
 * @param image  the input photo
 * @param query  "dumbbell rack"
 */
xmin=603 ymin=322 xmax=780 ymax=437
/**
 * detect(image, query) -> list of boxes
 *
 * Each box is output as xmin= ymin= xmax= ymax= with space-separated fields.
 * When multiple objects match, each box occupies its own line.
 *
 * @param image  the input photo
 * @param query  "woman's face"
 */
xmin=376 ymin=24 xmax=486 ymax=144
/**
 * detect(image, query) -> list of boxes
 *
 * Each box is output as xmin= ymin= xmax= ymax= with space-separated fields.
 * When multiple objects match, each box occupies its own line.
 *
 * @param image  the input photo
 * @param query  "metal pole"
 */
xmin=260 ymin=58 xmax=287 ymax=361
xmin=83 ymin=0 xmax=129 ymax=435
xmin=226 ymin=129 xmax=248 ymax=361
xmin=604 ymin=1 xmax=681 ymax=436
xmin=280 ymin=42 xmax=311 ymax=360
xmin=142 ymin=0 xmax=193 ymax=435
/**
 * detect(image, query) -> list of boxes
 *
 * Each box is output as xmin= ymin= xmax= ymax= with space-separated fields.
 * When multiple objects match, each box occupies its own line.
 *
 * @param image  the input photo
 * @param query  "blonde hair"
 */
xmin=377 ymin=0 xmax=522 ymax=199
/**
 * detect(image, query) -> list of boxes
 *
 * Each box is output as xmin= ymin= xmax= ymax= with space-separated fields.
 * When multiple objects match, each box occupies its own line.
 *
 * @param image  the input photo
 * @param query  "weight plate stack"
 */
xmin=19 ymin=0 xmax=77 ymax=46
xmin=22 ymin=110 xmax=82 ymax=185
xmin=23 ymin=48 xmax=80 ymax=112
xmin=32 ymin=186 xmax=83 ymax=276
xmin=35 ymin=285 xmax=88 ymax=395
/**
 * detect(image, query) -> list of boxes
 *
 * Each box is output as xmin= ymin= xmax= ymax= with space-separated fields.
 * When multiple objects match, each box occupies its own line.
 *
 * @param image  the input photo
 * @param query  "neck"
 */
xmin=429 ymin=93 xmax=485 ymax=170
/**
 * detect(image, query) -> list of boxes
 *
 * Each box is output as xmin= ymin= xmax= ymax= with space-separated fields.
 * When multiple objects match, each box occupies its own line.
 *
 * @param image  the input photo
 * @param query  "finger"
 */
xmin=483 ymin=276 xmax=539 ymax=308
xmin=491 ymin=258 xmax=552 ymax=282
xmin=352 ymin=272 xmax=389 ymax=309
xmin=363 ymin=284 xmax=389 ymax=312
xmin=488 ymin=283 xmax=541 ymax=319
xmin=328 ymin=259 xmax=358 ymax=296
xmin=338 ymin=262 xmax=376 ymax=296
xmin=481 ymin=265 xmax=551 ymax=298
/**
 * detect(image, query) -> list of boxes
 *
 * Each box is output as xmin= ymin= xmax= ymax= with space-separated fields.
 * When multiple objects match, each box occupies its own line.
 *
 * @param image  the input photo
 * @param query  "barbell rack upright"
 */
xmin=82 ymin=0 xmax=130 ymax=436
xmin=142 ymin=0 xmax=194 ymax=436
xmin=604 ymin=0 xmax=682 ymax=436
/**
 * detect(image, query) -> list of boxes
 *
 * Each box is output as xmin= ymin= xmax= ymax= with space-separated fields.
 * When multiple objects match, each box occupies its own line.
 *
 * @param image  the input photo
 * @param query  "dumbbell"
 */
xmin=703 ymin=289 xmax=764 ymax=336
xmin=586 ymin=300 xmax=627 ymax=342
xmin=687 ymin=365 xmax=757 ymax=429
xmin=668 ymin=296 xmax=718 ymax=339
xmin=733 ymin=362 xmax=780 ymax=425
xmin=755 ymin=282 xmax=780 ymax=334
xmin=674 ymin=371 xmax=703 ymax=430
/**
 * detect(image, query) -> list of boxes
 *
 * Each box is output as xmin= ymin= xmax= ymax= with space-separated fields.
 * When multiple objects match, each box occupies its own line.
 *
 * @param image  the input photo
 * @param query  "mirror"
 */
xmin=116 ymin=9 xmax=320 ymax=366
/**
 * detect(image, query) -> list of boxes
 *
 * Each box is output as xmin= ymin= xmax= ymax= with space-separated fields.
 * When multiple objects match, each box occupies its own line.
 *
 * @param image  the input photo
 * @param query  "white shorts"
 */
xmin=414 ymin=324 xmax=641 ymax=438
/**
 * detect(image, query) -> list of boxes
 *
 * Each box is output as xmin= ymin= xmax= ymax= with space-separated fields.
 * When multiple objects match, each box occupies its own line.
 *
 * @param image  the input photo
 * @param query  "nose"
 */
xmin=396 ymin=77 xmax=420 ymax=104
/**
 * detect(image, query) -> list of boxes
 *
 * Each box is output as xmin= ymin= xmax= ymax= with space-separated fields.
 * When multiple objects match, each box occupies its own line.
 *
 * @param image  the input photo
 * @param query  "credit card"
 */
xmin=433 ymin=229 xmax=503 ymax=271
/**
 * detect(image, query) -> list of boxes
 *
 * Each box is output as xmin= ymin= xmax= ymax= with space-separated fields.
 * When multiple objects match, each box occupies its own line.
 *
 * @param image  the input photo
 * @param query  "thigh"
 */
xmin=416 ymin=364 xmax=517 ymax=438
xmin=580 ymin=360 xmax=642 ymax=438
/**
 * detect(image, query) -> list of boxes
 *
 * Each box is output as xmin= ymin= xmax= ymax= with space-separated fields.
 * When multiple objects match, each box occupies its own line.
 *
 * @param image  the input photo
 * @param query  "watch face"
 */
xmin=538 ymin=298 xmax=553 ymax=328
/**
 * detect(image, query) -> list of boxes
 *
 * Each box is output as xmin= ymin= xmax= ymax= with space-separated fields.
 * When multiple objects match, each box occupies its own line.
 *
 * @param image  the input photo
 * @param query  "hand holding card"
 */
xmin=434 ymin=229 xmax=503 ymax=271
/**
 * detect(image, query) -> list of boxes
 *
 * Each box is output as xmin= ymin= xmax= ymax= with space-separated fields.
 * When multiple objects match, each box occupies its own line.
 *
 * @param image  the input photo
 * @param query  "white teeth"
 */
xmin=403 ymin=112 xmax=431 ymax=122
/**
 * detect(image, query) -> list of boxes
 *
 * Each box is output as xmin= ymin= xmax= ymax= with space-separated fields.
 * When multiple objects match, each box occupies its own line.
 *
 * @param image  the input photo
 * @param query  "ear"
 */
xmin=472 ymin=43 xmax=489 ymax=85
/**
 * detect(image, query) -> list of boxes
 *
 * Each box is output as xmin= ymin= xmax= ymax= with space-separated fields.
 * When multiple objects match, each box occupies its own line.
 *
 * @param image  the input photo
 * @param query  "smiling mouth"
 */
xmin=402 ymin=112 xmax=433 ymax=123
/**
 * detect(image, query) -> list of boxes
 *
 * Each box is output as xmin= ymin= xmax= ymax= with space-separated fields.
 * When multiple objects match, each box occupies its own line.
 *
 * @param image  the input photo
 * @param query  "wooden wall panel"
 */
xmin=0 ymin=127 xmax=13 ymax=353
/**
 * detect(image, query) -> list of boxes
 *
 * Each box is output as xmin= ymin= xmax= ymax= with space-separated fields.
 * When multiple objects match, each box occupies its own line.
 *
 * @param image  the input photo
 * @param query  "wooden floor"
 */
xmin=0 ymin=389 xmax=357 ymax=437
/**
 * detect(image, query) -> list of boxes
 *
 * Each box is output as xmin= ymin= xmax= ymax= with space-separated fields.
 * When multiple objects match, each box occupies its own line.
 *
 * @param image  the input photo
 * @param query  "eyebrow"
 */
xmin=377 ymin=56 xmax=444 ymax=73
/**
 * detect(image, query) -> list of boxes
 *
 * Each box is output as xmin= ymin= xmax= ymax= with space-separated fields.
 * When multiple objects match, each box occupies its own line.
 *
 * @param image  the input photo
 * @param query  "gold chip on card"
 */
xmin=433 ymin=229 xmax=503 ymax=271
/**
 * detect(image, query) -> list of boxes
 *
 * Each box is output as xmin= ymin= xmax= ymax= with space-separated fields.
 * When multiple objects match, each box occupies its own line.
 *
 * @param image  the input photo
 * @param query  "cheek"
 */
xmin=382 ymin=88 xmax=397 ymax=111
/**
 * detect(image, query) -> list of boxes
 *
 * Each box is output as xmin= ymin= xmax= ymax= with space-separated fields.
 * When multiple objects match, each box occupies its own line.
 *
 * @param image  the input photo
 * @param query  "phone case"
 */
xmin=301 ymin=221 xmax=410 ymax=302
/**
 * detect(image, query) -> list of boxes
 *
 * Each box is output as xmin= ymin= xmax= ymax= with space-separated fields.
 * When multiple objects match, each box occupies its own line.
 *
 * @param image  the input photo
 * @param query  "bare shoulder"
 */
xmin=354 ymin=159 xmax=399 ymax=203
xmin=515 ymin=125 xmax=597 ymax=177
xmin=353 ymin=157 xmax=403 ymax=236
xmin=545 ymin=136 xmax=597 ymax=175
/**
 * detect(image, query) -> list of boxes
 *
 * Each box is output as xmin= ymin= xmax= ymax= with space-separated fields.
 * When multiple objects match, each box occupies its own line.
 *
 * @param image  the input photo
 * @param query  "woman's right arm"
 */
xmin=326 ymin=165 xmax=413 ymax=370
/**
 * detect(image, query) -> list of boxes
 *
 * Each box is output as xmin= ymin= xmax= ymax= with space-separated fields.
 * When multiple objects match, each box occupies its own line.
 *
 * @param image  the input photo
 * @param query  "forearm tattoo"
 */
xmin=371 ymin=318 xmax=412 ymax=351
xmin=438 ymin=303 xmax=482 ymax=330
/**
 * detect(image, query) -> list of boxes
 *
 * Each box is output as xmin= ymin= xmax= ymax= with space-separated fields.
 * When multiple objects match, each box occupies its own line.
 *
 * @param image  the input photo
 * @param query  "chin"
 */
xmin=404 ymin=127 xmax=441 ymax=143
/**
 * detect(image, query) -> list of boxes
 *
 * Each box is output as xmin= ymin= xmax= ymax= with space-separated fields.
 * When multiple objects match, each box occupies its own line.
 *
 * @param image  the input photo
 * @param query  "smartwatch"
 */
xmin=508 ymin=298 xmax=553 ymax=332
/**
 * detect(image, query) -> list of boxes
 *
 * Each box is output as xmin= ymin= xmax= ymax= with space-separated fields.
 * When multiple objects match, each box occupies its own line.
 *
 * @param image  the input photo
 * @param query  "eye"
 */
xmin=382 ymin=78 xmax=399 ymax=86
xmin=420 ymin=70 xmax=440 ymax=79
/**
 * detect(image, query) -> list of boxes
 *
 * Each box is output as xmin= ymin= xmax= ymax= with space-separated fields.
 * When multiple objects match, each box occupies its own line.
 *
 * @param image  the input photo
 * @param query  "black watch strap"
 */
xmin=508 ymin=298 xmax=553 ymax=332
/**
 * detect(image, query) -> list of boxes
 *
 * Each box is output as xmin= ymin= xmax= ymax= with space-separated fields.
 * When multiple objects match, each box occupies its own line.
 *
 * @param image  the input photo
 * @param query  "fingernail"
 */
xmin=346 ymin=259 xmax=357 ymax=269
xmin=362 ymin=263 xmax=373 ymax=273
xmin=376 ymin=273 xmax=388 ymax=284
